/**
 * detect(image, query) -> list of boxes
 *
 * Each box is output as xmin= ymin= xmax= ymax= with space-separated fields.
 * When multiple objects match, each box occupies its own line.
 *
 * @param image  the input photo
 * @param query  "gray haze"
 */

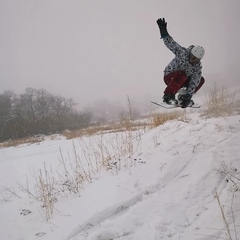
xmin=0 ymin=0 xmax=240 ymax=109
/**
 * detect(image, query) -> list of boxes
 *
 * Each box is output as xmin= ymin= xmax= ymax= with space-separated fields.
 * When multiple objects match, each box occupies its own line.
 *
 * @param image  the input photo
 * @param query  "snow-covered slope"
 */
xmin=0 ymin=113 xmax=240 ymax=240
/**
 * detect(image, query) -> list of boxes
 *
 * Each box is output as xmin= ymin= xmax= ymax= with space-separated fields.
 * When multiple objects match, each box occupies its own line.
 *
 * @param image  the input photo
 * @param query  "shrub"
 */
xmin=201 ymin=83 xmax=238 ymax=118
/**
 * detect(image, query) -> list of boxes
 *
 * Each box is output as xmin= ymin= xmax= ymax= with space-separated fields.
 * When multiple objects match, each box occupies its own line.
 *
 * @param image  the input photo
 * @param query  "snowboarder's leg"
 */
xmin=178 ymin=77 xmax=205 ymax=107
xmin=162 ymin=71 xmax=187 ymax=105
xmin=163 ymin=71 xmax=188 ymax=94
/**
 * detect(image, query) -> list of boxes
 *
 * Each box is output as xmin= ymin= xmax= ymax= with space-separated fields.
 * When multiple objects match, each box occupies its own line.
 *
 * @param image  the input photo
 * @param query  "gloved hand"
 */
xmin=178 ymin=93 xmax=192 ymax=108
xmin=156 ymin=18 xmax=169 ymax=38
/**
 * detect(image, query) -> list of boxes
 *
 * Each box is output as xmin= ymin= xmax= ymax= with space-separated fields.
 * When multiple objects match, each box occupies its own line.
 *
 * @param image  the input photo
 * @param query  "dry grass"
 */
xmin=0 ymin=136 xmax=44 ymax=148
xmin=23 ymin=125 xmax=146 ymax=220
xmin=201 ymin=84 xmax=238 ymax=118
xmin=62 ymin=120 xmax=149 ymax=140
xmin=215 ymin=191 xmax=233 ymax=240
xmin=36 ymin=163 xmax=57 ymax=221
xmin=62 ymin=129 xmax=84 ymax=139
xmin=152 ymin=111 xmax=185 ymax=127
xmin=214 ymin=162 xmax=240 ymax=240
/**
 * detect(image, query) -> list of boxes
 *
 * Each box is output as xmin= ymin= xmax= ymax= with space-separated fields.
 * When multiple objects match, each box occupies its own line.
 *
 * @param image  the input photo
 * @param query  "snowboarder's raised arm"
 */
xmin=163 ymin=37 xmax=185 ymax=56
xmin=156 ymin=18 xmax=185 ymax=55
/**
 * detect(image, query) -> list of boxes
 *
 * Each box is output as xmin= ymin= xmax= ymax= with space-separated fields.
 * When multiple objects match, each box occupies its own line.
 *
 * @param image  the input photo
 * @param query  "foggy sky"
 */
xmin=0 ymin=0 xmax=240 ymax=108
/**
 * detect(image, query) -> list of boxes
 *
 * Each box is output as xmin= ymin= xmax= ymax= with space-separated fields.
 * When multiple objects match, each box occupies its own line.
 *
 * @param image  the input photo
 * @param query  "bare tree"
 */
xmin=0 ymin=88 xmax=92 ymax=142
xmin=0 ymin=91 xmax=16 ymax=135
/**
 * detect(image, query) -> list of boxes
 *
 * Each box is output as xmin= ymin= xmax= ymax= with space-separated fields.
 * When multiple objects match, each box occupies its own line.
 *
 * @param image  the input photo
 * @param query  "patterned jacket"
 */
xmin=163 ymin=36 xmax=202 ymax=95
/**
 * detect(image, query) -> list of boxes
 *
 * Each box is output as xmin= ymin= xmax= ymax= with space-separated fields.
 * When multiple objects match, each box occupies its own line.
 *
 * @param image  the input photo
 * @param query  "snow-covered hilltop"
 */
xmin=0 ymin=112 xmax=240 ymax=240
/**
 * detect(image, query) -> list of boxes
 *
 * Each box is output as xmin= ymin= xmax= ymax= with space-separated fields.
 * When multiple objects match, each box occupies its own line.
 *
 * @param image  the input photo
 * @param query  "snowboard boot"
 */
xmin=178 ymin=94 xmax=194 ymax=107
xmin=163 ymin=94 xmax=178 ymax=105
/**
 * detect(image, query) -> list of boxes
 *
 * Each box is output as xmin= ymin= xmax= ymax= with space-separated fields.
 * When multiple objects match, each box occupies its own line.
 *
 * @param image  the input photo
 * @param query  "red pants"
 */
xmin=164 ymin=71 xmax=205 ymax=94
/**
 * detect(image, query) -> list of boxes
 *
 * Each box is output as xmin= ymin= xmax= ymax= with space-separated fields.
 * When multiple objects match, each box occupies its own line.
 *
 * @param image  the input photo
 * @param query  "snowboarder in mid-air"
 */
xmin=156 ymin=18 xmax=205 ymax=108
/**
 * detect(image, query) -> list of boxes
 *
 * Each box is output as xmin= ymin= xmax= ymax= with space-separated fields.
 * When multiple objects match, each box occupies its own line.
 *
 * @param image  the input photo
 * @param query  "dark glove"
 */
xmin=156 ymin=18 xmax=169 ymax=38
xmin=178 ymin=93 xmax=192 ymax=108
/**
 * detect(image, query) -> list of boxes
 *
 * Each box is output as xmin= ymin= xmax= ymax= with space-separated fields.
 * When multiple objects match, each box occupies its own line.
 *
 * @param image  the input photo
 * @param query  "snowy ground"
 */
xmin=0 ymin=111 xmax=240 ymax=240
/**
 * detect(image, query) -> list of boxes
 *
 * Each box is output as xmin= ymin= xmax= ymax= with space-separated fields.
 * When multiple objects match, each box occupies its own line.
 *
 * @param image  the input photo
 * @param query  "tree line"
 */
xmin=0 ymin=88 xmax=92 ymax=142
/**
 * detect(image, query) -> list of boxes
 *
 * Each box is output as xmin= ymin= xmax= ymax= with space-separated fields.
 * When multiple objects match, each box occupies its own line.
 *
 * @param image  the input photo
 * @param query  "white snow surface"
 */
xmin=0 ymin=112 xmax=240 ymax=240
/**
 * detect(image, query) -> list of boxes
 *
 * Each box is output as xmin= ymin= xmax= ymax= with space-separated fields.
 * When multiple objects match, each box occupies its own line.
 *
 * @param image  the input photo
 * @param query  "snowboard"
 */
xmin=151 ymin=101 xmax=201 ymax=109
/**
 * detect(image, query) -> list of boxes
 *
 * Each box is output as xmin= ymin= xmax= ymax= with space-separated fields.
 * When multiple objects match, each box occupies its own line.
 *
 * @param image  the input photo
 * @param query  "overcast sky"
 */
xmin=0 ymin=0 xmax=239 ymax=108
